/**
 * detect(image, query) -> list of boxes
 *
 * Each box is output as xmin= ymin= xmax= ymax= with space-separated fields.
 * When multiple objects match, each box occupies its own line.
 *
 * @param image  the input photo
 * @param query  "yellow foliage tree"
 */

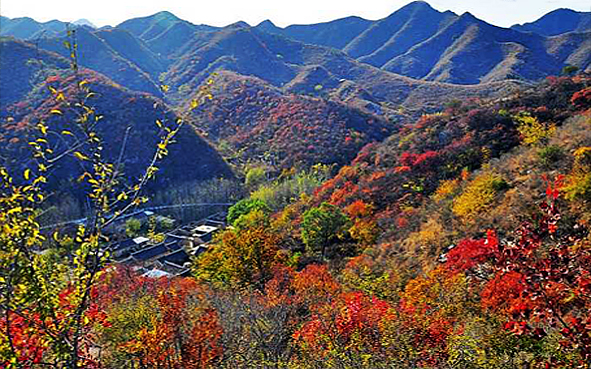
xmin=193 ymin=225 xmax=284 ymax=289
xmin=452 ymin=172 xmax=507 ymax=220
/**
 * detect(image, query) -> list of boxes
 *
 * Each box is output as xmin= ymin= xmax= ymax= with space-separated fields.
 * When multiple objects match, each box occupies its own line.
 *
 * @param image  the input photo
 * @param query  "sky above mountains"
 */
xmin=2 ymin=0 xmax=590 ymax=28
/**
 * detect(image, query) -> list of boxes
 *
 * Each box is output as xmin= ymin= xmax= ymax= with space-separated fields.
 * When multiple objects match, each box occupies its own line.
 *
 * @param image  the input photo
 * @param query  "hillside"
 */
xmin=93 ymin=27 xmax=167 ymax=77
xmin=299 ymin=75 xmax=591 ymax=265
xmin=186 ymin=71 xmax=393 ymax=169
xmin=0 ymin=39 xmax=233 ymax=197
xmin=35 ymin=27 xmax=163 ymax=96
xmin=0 ymin=37 xmax=69 ymax=111
xmin=344 ymin=1 xmax=456 ymax=62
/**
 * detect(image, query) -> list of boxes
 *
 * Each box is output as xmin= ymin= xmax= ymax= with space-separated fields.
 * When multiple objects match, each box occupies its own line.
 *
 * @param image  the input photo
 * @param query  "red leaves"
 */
xmin=345 ymin=200 xmax=373 ymax=219
xmin=0 ymin=312 xmax=47 ymax=367
xmin=95 ymin=268 xmax=223 ymax=368
xmin=293 ymin=291 xmax=393 ymax=355
xmin=399 ymin=150 xmax=440 ymax=169
xmin=442 ymin=185 xmax=591 ymax=364
xmin=542 ymin=174 xmax=564 ymax=202
xmin=335 ymin=292 xmax=391 ymax=341
xmin=481 ymin=271 xmax=530 ymax=315
xmin=183 ymin=309 xmax=223 ymax=369
xmin=329 ymin=181 xmax=359 ymax=206
xmin=571 ymin=87 xmax=591 ymax=110
xmin=446 ymin=230 xmax=498 ymax=272
xmin=503 ymin=321 xmax=531 ymax=336
xmin=292 ymin=264 xmax=340 ymax=308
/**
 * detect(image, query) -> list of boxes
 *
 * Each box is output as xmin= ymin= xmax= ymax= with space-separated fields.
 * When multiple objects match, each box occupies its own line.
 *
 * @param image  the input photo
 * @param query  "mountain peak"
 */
xmin=257 ymin=19 xmax=278 ymax=28
xmin=258 ymin=19 xmax=275 ymax=26
xmin=406 ymin=1 xmax=431 ymax=8
xmin=72 ymin=19 xmax=96 ymax=28
xmin=459 ymin=12 xmax=479 ymax=21
xmin=152 ymin=11 xmax=180 ymax=21
xmin=545 ymin=8 xmax=580 ymax=16
xmin=385 ymin=1 xmax=440 ymax=19
xmin=226 ymin=21 xmax=250 ymax=29
xmin=511 ymin=7 xmax=590 ymax=36
xmin=399 ymin=1 xmax=435 ymax=12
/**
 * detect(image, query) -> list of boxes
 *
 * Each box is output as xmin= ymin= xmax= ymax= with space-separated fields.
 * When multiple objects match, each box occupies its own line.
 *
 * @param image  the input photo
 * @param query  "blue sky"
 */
xmin=2 ymin=0 xmax=590 ymax=28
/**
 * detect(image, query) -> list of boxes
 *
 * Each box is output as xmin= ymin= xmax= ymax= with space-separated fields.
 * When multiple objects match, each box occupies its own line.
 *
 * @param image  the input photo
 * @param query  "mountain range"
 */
xmin=1 ymin=1 xmax=590 ymax=186
xmin=2 ymin=1 xmax=589 ymax=86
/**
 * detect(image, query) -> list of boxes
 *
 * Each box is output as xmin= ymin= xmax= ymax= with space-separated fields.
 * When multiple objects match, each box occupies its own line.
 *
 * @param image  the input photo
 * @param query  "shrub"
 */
xmin=515 ymin=114 xmax=555 ymax=146
xmin=537 ymin=145 xmax=563 ymax=167
xmin=564 ymin=147 xmax=591 ymax=203
xmin=125 ymin=217 xmax=142 ymax=237
xmin=432 ymin=178 xmax=461 ymax=202
xmin=572 ymin=87 xmax=591 ymax=109
xmin=245 ymin=166 xmax=267 ymax=189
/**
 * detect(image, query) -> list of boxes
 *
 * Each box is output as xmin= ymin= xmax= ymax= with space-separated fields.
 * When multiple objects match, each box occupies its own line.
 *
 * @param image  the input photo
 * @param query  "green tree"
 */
xmin=227 ymin=198 xmax=270 ymax=226
xmin=301 ymin=202 xmax=350 ymax=258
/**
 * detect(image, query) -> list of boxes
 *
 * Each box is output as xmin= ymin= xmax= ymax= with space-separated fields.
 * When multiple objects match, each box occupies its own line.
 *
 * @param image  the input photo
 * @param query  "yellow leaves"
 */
xmin=117 ymin=192 xmax=128 ymax=201
xmin=61 ymin=130 xmax=74 ymax=136
xmin=7 ymin=206 xmax=22 ymax=215
xmin=73 ymin=151 xmax=89 ymax=161
xmin=432 ymin=178 xmax=461 ymax=202
xmin=33 ymin=175 xmax=47 ymax=185
xmin=37 ymin=123 xmax=48 ymax=135
xmin=574 ymin=146 xmax=591 ymax=161
xmin=78 ymin=80 xmax=88 ymax=89
xmin=563 ymin=146 xmax=591 ymax=203
xmin=515 ymin=114 xmax=555 ymax=146
xmin=50 ymin=109 xmax=63 ymax=115
xmin=160 ymin=84 xmax=170 ymax=93
xmin=402 ymin=266 xmax=469 ymax=320
xmin=23 ymin=169 xmax=31 ymax=181
xmin=190 ymin=99 xmax=199 ymax=110
xmin=452 ymin=172 xmax=507 ymax=221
